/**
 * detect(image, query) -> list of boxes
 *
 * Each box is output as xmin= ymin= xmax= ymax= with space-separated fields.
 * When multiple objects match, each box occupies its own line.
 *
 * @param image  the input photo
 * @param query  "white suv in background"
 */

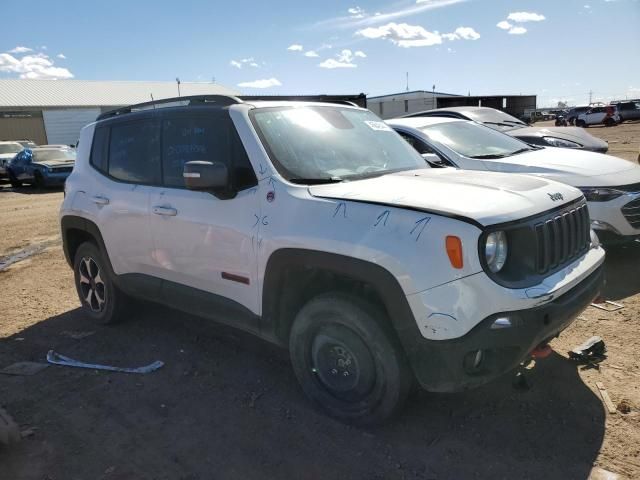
xmin=60 ymin=96 xmax=604 ymax=424
xmin=576 ymin=106 xmax=620 ymax=127
xmin=388 ymin=116 xmax=640 ymax=245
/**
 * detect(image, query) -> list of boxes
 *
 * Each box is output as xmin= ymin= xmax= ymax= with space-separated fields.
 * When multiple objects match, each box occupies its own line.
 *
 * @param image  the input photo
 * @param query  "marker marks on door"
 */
xmin=410 ymin=216 xmax=431 ymax=241
xmin=374 ymin=210 xmax=390 ymax=227
xmin=333 ymin=202 xmax=347 ymax=218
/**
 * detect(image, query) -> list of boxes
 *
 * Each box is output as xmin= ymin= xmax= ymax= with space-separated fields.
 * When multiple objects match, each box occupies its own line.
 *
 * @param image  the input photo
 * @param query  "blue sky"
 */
xmin=1 ymin=0 xmax=638 ymax=106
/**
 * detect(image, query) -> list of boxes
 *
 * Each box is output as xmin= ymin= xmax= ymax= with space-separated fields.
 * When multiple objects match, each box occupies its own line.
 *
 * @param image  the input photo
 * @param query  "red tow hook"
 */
xmin=531 ymin=344 xmax=553 ymax=359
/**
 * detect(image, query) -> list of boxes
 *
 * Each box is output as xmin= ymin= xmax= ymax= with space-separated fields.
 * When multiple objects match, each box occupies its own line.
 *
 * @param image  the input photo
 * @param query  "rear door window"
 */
xmin=108 ymin=120 xmax=161 ymax=184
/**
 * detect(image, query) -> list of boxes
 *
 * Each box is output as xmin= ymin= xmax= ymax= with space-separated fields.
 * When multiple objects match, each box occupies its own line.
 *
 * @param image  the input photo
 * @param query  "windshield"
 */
xmin=18 ymin=141 xmax=37 ymax=148
xmin=420 ymin=121 xmax=534 ymax=159
xmin=251 ymin=106 xmax=427 ymax=182
xmin=462 ymin=109 xmax=527 ymax=131
xmin=0 ymin=143 xmax=22 ymax=154
xmin=32 ymin=149 xmax=76 ymax=163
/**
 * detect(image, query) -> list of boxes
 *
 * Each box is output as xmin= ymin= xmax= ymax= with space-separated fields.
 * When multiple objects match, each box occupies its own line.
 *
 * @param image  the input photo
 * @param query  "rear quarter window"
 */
xmin=108 ymin=120 xmax=161 ymax=184
xmin=90 ymin=126 xmax=109 ymax=173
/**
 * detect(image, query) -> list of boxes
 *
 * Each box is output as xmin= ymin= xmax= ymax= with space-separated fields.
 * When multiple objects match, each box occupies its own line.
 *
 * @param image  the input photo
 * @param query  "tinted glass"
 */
xmin=32 ymin=149 xmax=76 ymax=162
xmin=108 ymin=120 xmax=160 ymax=184
xmin=461 ymin=109 xmax=526 ymax=128
xmin=90 ymin=127 xmax=109 ymax=173
xmin=162 ymin=116 xmax=228 ymax=188
xmin=252 ymin=106 xmax=425 ymax=181
xmin=0 ymin=143 xmax=22 ymax=154
xmin=420 ymin=121 xmax=532 ymax=158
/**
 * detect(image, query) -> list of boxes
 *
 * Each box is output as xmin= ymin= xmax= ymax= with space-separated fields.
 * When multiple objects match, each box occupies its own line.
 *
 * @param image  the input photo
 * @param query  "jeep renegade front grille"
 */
xmin=534 ymin=203 xmax=590 ymax=274
xmin=621 ymin=198 xmax=640 ymax=229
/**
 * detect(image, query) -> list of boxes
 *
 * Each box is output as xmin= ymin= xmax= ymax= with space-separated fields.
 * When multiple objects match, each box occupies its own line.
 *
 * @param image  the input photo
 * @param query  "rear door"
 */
xmin=147 ymin=110 xmax=261 ymax=314
xmin=88 ymin=119 xmax=159 ymax=292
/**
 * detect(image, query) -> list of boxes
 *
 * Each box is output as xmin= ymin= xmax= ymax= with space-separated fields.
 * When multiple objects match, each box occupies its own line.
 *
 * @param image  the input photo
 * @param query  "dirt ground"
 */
xmin=1 ymin=122 xmax=640 ymax=479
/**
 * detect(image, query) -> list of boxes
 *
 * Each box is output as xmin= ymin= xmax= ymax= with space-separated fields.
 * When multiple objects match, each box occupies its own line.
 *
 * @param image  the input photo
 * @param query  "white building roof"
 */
xmin=0 ymin=79 xmax=240 ymax=108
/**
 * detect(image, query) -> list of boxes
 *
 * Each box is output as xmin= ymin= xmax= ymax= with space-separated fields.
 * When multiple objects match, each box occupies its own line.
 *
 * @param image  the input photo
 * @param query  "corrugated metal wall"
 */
xmin=43 ymin=109 xmax=101 ymax=145
xmin=0 ymin=115 xmax=47 ymax=144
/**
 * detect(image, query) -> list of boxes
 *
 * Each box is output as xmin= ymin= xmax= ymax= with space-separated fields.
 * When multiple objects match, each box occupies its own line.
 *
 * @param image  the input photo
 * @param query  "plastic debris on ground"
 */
xmin=46 ymin=350 xmax=164 ymax=374
xmin=568 ymin=336 xmax=607 ymax=370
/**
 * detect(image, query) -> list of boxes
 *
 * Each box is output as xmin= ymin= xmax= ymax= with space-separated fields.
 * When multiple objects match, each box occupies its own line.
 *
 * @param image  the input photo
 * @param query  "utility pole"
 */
xmin=405 ymin=72 xmax=409 ymax=92
xmin=589 ymin=90 xmax=593 ymax=104
xmin=176 ymin=77 xmax=181 ymax=97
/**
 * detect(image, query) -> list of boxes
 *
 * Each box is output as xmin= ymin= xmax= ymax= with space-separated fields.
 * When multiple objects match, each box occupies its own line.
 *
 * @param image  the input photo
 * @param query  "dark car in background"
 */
xmin=616 ymin=102 xmax=640 ymax=123
xmin=566 ymin=106 xmax=591 ymax=125
xmin=6 ymin=146 xmax=76 ymax=188
xmin=402 ymin=106 xmax=609 ymax=153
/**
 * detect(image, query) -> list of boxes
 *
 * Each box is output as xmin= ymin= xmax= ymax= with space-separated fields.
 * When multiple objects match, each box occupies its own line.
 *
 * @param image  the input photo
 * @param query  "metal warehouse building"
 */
xmin=368 ymin=90 xmax=537 ymax=120
xmin=0 ymin=80 xmax=239 ymax=145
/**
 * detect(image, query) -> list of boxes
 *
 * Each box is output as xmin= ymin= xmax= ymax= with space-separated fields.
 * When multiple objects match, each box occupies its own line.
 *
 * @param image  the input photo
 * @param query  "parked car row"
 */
xmin=566 ymin=102 xmax=640 ymax=127
xmin=0 ymin=139 xmax=76 ymax=188
xmin=60 ymin=94 xmax=622 ymax=425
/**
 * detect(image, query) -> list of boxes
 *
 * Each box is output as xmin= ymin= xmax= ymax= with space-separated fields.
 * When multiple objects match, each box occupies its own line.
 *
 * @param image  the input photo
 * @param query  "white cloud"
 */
xmin=230 ymin=57 xmax=260 ymax=69
xmin=354 ymin=50 xmax=367 ymax=58
xmin=304 ymin=50 xmax=319 ymax=57
xmin=237 ymin=77 xmax=282 ymax=89
xmin=508 ymin=26 xmax=527 ymax=35
xmin=507 ymin=12 xmax=546 ymax=22
xmin=348 ymin=6 xmax=365 ymax=18
xmin=357 ymin=22 xmax=478 ymax=47
xmin=318 ymin=58 xmax=357 ymax=69
xmin=56 ymin=53 xmax=66 ymax=59
xmin=9 ymin=46 xmax=32 ymax=54
xmin=287 ymin=44 xmax=303 ymax=51
xmin=314 ymin=0 xmax=467 ymax=29
xmin=496 ymin=21 xmax=512 ymax=30
xmin=0 ymin=51 xmax=73 ymax=79
xmin=357 ymin=22 xmax=442 ymax=47
xmin=584 ymin=5 xmax=591 ymax=8
xmin=448 ymin=26 xmax=480 ymax=40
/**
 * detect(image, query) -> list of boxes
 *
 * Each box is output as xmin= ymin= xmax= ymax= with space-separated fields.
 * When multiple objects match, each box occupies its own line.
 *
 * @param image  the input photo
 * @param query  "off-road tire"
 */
xmin=7 ymin=171 xmax=21 ymax=188
xmin=289 ymin=292 xmax=412 ymax=426
xmin=73 ymin=241 xmax=130 ymax=325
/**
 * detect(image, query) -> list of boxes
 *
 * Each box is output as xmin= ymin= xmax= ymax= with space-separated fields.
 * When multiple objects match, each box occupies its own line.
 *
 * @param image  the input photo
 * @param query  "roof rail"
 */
xmin=239 ymin=94 xmax=367 ymax=108
xmin=96 ymin=94 xmax=243 ymax=121
xmin=95 ymin=93 xmax=368 ymax=121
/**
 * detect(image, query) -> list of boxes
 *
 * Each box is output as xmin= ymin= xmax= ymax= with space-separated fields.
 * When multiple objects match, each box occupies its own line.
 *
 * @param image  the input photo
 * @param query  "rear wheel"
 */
xmin=604 ymin=117 xmax=616 ymax=127
xmin=73 ymin=242 xmax=131 ymax=325
xmin=7 ymin=170 xmax=21 ymax=188
xmin=289 ymin=293 xmax=412 ymax=425
xmin=576 ymin=119 xmax=587 ymax=128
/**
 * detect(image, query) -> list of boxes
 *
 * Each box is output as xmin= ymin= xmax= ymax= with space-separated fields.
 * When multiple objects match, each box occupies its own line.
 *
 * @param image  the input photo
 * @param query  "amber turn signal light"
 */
xmin=446 ymin=236 xmax=464 ymax=269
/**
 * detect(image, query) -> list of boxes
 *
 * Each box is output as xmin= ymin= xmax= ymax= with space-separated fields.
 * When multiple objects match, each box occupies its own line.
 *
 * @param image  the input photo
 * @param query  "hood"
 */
xmin=36 ymin=159 xmax=75 ymax=168
xmin=308 ymin=169 xmax=582 ymax=227
xmin=477 ymin=147 xmax=640 ymax=187
xmin=508 ymin=126 xmax=608 ymax=150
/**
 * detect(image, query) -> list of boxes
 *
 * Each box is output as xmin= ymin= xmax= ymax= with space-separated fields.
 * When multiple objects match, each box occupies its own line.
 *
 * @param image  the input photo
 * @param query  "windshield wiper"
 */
xmin=509 ymin=147 xmax=532 ymax=155
xmin=289 ymin=177 xmax=344 ymax=185
xmin=469 ymin=153 xmax=508 ymax=159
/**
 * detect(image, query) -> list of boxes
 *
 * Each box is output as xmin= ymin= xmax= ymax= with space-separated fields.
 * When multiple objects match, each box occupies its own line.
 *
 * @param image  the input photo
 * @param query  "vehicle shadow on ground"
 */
xmin=602 ymin=240 xmax=640 ymax=299
xmin=0 ymin=304 xmax=605 ymax=479
xmin=0 ymin=184 xmax=62 ymax=195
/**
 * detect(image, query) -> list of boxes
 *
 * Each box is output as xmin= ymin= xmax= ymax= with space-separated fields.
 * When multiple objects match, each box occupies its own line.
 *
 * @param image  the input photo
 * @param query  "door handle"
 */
xmin=152 ymin=206 xmax=178 ymax=216
xmin=91 ymin=195 xmax=110 ymax=205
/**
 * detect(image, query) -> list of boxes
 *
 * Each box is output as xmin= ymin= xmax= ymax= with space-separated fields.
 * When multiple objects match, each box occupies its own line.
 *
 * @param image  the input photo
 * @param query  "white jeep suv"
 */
xmin=60 ymin=96 xmax=605 ymax=424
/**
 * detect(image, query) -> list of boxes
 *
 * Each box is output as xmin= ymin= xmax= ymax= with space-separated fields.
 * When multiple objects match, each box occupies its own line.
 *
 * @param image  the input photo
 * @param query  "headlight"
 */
xmin=485 ymin=231 xmax=508 ymax=273
xmin=579 ymin=187 xmax=623 ymax=202
xmin=543 ymin=137 xmax=582 ymax=148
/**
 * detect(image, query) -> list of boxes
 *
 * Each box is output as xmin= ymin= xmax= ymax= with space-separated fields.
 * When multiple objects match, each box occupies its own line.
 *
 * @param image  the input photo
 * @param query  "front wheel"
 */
xmin=73 ymin=242 xmax=131 ymax=324
xmin=289 ymin=293 xmax=412 ymax=425
xmin=33 ymin=172 xmax=45 ymax=189
xmin=576 ymin=119 xmax=587 ymax=128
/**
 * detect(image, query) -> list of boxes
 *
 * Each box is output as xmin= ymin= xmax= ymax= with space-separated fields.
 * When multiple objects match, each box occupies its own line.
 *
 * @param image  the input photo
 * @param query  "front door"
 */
xmin=147 ymin=112 xmax=261 ymax=314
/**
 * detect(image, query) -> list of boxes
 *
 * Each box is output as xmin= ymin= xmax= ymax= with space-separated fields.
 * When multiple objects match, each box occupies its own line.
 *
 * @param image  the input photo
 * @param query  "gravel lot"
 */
xmin=1 ymin=122 xmax=639 ymax=479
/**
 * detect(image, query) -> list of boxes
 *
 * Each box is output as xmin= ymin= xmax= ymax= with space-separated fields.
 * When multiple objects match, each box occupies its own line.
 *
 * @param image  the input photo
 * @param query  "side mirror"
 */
xmin=183 ymin=161 xmax=228 ymax=191
xmin=421 ymin=152 xmax=446 ymax=167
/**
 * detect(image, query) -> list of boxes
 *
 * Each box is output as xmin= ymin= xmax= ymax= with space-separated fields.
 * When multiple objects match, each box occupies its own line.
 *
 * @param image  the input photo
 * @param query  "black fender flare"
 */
xmin=261 ymin=248 xmax=422 ymax=356
xmin=60 ymin=215 xmax=114 ymax=275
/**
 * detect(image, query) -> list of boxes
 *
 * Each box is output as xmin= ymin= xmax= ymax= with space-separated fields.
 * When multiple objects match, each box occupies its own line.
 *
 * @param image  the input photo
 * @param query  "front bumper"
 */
xmin=41 ymin=172 xmax=71 ymax=185
xmin=407 ymin=265 xmax=604 ymax=392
